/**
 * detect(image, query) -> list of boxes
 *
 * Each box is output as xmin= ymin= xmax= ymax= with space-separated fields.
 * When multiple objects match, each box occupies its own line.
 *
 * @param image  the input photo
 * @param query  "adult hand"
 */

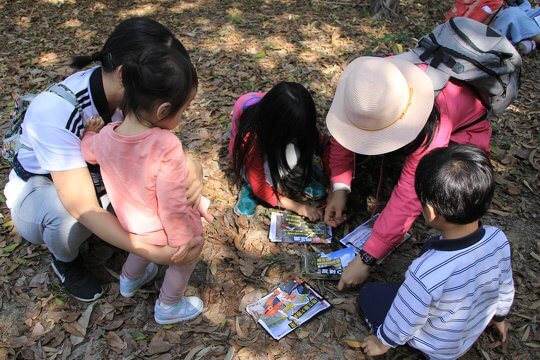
xmin=362 ymin=335 xmax=390 ymax=356
xmin=85 ymin=115 xmax=105 ymax=133
xmin=171 ymin=236 xmax=204 ymax=264
xmin=324 ymin=189 xmax=348 ymax=227
xmin=185 ymin=155 xmax=203 ymax=206
xmin=337 ymin=256 xmax=370 ymax=290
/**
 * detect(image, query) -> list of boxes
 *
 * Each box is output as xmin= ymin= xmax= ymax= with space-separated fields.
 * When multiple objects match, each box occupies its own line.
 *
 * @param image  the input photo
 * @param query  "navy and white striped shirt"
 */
xmin=377 ymin=226 xmax=514 ymax=360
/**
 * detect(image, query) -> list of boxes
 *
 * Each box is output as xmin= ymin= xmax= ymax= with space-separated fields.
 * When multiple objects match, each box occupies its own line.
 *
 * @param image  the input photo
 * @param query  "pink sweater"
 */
xmin=81 ymin=123 xmax=202 ymax=247
xmin=329 ymin=77 xmax=491 ymax=259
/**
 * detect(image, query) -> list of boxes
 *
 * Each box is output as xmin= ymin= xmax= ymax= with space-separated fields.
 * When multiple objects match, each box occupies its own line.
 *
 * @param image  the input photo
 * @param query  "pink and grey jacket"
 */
xmin=328 ymin=72 xmax=491 ymax=259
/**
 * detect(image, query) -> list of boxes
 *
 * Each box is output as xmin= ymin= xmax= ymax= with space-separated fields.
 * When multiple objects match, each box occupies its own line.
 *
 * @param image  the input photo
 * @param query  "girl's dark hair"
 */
xmin=232 ymin=82 xmax=320 ymax=200
xmin=399 ymin=105 xmax=440 ymax=156
xmin=121 ymin=46 xmax=198 ymax=123
xmin=415 ymin=143 xmax=494 ymax=224
xmin=71 ymin=17 xmax=189 ymax=71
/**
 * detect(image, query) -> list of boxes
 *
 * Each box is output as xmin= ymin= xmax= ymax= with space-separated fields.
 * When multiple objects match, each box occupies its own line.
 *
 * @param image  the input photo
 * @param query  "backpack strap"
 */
xmin=14 ymin=83 xmax=83 ymax=182
xmin=47 ymin=83 xmax=83 ymax=116
xmin=393 ymin=51 xmax=450 ymax=93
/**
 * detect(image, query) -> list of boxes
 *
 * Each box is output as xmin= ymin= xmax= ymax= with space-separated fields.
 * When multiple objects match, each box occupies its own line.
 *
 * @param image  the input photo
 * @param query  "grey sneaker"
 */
xmin=154 ymin=296 xmax=204 ymax=324
xmin=119 ymin=262 xmax=159 ymax=298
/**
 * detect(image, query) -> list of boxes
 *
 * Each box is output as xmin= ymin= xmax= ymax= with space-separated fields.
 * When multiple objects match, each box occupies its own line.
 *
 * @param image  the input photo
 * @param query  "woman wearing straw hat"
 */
xmin=324 ymin=56 xmax=492 ymax=290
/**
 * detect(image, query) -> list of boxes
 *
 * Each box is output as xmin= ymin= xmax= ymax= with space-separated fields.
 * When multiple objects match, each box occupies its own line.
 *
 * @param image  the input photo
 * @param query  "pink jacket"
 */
xmin=329 ymin=76 xmax=491 ymax=259
xmin=82 ymin=123 xmax=203 ymax=247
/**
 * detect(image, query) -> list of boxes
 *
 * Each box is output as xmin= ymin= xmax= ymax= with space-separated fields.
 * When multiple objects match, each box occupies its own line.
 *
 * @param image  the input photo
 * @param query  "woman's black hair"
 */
xmin=71 ymin=17 xmax=189 ymax=71
xmin=399 ymin=104 xmax=441 ymax=156
xmin=121 ymin=46 xmax=198 ymax=123
xmin=415 ymin=143 xmax=494 ymax=224
xmin=232 ymin=82 xmax=320 ymax=201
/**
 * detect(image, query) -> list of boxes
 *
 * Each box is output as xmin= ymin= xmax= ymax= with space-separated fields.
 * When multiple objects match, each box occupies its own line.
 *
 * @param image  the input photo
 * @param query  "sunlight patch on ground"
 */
xmin=38 ymin=52 xmax=59 ymax=66
xmin=118 ymin=4 xmax=158 ymax=18
xmin=91 ymin=2 xmax=107 ymax=11
xmin=39 ymin=0 xmax=73 ymax=5
xmin=61 ymin=18 xmax=81 ymax=28
xmin=74 ymin=28 xmax=96 ymax=42
xmin=169 ymin=2 xmax=199 ymax=14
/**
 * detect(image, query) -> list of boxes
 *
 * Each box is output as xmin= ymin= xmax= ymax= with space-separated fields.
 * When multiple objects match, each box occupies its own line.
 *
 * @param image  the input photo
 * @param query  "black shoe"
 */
xmin=51 ymin=255 xmax=103 ymax=302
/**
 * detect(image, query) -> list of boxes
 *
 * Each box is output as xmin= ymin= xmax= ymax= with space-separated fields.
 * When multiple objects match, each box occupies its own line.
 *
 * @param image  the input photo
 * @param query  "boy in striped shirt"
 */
xmin=358 ymin=144 xmax=514 ymax=359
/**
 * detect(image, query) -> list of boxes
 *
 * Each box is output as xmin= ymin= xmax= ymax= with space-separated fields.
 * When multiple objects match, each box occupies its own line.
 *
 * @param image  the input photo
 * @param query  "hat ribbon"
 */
xmin=356 ymin=87 xmax=414 ymax=132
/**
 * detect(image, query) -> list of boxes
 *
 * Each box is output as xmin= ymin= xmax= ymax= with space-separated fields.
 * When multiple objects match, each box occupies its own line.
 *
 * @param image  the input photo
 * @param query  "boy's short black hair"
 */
xmin=415 ymin=144 xmax=494 ymax=224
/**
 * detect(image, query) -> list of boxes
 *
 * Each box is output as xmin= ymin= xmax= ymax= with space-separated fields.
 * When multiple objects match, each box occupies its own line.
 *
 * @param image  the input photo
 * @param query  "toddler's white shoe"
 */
xmin=119 ymin=262 xmax=159 ymax=298
xmin=154 ymin=296 xmax=204 ymax=324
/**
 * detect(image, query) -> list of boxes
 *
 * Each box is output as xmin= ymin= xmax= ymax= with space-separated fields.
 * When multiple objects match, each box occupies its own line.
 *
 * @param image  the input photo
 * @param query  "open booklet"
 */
xmin=269 ymin=212 xmax=332 ymax=244
xmin=301 ymin=247 xmax=356 ymax=280
xmin=339 ymin=213 xmax=411 ymax=264
xmin=245 ymin=277 xmax=332 ymax=340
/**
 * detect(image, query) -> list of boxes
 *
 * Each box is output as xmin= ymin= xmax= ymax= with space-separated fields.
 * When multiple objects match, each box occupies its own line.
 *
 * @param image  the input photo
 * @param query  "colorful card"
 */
xmin=245 ymin=278 xmax=332 ymax=340
xmin=269 ymin=212 xmax=332 ymax=244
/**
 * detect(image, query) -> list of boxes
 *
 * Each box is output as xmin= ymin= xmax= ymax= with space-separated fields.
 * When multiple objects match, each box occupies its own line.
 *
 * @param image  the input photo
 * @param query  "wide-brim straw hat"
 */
xmin=326 ymin=56 xmax=435 ymax=155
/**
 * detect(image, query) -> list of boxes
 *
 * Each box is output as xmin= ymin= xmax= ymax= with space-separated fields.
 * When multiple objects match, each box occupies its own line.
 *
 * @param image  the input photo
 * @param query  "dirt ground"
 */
xmin=0 ymin=0 xmax=538 ymax=359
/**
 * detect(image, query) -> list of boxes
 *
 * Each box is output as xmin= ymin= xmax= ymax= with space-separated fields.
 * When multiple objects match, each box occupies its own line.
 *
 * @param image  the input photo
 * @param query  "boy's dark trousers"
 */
xmin=357 ymin=282 xmax=401 ymax=331
xmin=358 ymin=283 xmax=429 ymax=359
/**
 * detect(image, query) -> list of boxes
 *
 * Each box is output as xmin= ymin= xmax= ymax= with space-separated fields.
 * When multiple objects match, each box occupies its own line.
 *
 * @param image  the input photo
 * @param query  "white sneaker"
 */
xmin=154 ymin=296 xmax=204 ymax=324
xmin=119 ymin=262 xmax=159 ymax=298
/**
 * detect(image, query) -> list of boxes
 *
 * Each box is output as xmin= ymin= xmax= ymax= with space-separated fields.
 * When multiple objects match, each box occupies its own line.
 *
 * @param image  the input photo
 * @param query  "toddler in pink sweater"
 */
xmin=81 ymin=46 xmax=210 ymax=324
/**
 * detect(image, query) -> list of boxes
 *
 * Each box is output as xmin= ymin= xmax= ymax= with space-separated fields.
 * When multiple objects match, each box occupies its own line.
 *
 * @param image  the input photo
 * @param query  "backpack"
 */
xmin=394 ymin=17 xmax=521 ymax=116
xmin=445 ymin=0 xmax=505 ymax=24
xmin=2 ymin=83 xmax=82 ymax=166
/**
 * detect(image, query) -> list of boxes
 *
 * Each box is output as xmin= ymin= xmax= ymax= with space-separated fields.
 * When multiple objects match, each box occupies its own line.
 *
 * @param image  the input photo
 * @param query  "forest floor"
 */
xmin=0 ymin=0 xmax=538 ymax=359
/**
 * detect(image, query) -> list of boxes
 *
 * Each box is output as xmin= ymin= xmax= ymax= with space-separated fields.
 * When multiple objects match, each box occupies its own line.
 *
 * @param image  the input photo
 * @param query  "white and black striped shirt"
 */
xmin=378 ymin=226 xmax=514 ymax=360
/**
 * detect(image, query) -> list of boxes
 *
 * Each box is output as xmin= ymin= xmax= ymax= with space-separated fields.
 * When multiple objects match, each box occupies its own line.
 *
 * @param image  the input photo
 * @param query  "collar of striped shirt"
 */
xmin=421 ymin=225 xmax=486 ymax=254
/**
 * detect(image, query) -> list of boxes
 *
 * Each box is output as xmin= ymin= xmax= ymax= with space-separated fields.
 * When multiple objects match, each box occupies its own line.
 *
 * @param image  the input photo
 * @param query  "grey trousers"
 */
xmin=10 ymin=176 xmax=92 ymax=262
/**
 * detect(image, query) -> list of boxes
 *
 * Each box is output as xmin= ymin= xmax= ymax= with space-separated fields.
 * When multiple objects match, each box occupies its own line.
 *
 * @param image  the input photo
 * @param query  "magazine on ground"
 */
xmin=245 ymin=277 xmax=332 ymax=340
xmin=339 ymin=213 xmax=411 ymax=264
xmin=301 ymin=247 xmax=356 ymax=280
xmin=269 ymin=212 xmax=332 ymax=244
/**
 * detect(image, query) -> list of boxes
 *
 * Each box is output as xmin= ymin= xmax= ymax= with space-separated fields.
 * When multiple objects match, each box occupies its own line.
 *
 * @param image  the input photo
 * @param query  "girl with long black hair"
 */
xmin=229 ymin=82 xmax=328 ymax=221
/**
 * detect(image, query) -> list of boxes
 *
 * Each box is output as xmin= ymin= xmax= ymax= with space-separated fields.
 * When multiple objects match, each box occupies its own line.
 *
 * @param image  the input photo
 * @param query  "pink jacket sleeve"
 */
xmin=80 ymin=131 xmax=99 ymax=165
xmin=363 ymin=81 xmax=488 ymax=259
xmin=155 ymin=139 xmax=194 ymax=247
xmin=327 ymin=137 xmax=355 ymax=187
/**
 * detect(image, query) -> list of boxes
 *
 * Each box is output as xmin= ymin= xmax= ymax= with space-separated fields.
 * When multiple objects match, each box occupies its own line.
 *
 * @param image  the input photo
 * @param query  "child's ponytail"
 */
xmin=70 ymin=52 xmax=115 ymax=70
xmin=70 ymin=17 xmax=190 ymax=72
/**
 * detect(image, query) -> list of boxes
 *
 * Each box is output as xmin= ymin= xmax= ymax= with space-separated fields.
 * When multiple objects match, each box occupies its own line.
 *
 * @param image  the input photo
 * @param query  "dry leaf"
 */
xmin=184 ymin=345 xmax=206 ymax=360
xmin=8 ymin=336 xmax=27 ymax=348
xmin=107 ymin=331 xmax=126 ymax=353
xmin=147 ymin=329 xmax=172 ymax=355
xmin=239 ymin=257 xmax=255 ymax=277
xmin=342 ymin=338 xmax=363 ymax=349
xmin=31 ymin=322 xmax=46 ymax=338
xmin=63 ymin=322 xmax=85 ymax=337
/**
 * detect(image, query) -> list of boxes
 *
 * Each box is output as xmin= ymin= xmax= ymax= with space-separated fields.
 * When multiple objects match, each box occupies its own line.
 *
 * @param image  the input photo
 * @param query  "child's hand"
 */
xmin=490 ymin=319 xmax=508 ymax=342
xmin=297 ymin=204 xmax=322 ymax=222
xmin=85 ymin=115 xmax=105 ymax=133
xmin=337 ymin=256 xmax=371 ymax=290
xmin=170 ymin=236 xmax=204 ymax=264
xmin=362 ymin=335 xmax=390 ymax=356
